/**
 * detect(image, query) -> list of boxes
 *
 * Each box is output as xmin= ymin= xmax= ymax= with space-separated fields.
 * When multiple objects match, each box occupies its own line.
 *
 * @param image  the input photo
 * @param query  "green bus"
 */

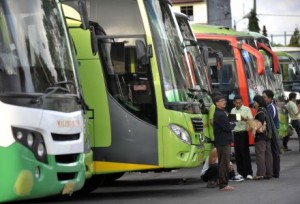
xmin=0 ymin=0 xmax=88 ymax=202
xmin=174 ymin=12 xmax=215 ymax=159
xmin=64 ymin=0 xmax=207 ymax=191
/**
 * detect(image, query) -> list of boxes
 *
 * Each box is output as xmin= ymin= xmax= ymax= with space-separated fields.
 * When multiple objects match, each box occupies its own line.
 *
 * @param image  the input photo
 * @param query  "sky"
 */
xmin=230 ymin=0 xmax=300 ymax=45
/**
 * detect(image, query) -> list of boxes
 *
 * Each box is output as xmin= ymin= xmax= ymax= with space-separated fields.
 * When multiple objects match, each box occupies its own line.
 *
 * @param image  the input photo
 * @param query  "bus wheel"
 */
xmin=102 ymin=172 xmax=125 ymax=186
xmin=77 ymin=175 xmax=106 ymax=194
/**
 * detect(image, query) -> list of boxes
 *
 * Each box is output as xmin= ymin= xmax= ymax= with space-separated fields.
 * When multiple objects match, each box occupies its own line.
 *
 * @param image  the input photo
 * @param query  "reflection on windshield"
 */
xmin=146 ymin=0 xmax=193 ymax=103
xmin=176 ymin=15 xmax=210 ymax=95
xmin=242 ymin=50 xmax=265 ymax=103
xmin=0 ymin=0 xmax=76 ymax=94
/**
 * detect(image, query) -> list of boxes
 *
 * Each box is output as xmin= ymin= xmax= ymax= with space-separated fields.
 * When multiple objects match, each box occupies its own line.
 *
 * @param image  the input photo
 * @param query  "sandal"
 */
xmin=254 ymin=176 xmax=264 ymax=180
xmin=220 ymin=185 xmax=235 ymax=191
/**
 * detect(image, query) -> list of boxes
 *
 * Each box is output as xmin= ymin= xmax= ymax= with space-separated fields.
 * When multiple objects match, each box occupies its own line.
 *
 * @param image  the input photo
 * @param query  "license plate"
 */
xmin=62 ymin=182 xmax=75 ymax=195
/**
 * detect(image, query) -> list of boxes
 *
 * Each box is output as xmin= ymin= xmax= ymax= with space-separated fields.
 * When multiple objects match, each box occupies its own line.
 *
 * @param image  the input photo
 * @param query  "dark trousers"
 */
xmin=233 ymin=131 xmax=253 ymax=178
xmin=282 ymin=135 xmax=290 ymax=149
xmin=216 ymin=145 xmax=231 ymax=189
xmin=201 ymin=164 xmax=218 ymax=182
xmin=291 ymin=120 xmax=300 ymax=150
xmin=255 ymin=140 xmax=273 ymax=177
xmin=271 ymin=136 xmax=280 ymax=178
xmin=201 ymin=164 xmax=235 ymax=182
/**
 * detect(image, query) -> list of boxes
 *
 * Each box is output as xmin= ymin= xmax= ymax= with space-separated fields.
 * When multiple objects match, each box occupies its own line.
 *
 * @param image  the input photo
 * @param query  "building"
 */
xmin=171 ymin=0 xmax=232 ymax=27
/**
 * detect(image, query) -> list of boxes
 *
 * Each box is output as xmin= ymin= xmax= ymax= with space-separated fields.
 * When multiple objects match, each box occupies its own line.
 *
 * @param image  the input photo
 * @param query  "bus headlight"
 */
xmin=27 ymin=133 xmax=34 ymax=147
xmin=169 ymin=124 xmax=192 ymax=145
xmin=37 ymin=142 xmax=45 ymax=157
xmin=16 ymin=131 xmax=23 ymax=140
xmin=12 ymin=127 xmax=48 ymax=163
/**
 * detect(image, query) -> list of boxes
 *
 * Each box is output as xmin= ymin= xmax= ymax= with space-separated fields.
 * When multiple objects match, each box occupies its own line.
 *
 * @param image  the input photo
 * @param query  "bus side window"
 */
xmin=125 ymin=46 xmax=152 ymax=105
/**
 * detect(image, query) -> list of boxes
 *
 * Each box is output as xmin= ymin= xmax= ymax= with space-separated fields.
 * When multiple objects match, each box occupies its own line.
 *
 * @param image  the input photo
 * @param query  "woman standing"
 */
xmin=253 ymin=95 xmax=273 ymax=180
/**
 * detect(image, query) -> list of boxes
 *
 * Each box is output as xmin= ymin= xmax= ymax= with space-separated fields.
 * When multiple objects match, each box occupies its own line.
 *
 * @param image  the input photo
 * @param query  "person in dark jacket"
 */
xmin=253 ymin=95 xmax=273 ymax=180
xmin=262 ymin=89 xmax=281 ymax=178
xmin=212 ymin=93 xmax=236 ymax=191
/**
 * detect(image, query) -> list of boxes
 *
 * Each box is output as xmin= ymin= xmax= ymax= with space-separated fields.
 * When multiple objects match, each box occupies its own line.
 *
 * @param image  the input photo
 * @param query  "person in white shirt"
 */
xmin=230 ymin=95 xmax=253 ymax=180
xmin=286 ymin=92 xmax=300 ymax=151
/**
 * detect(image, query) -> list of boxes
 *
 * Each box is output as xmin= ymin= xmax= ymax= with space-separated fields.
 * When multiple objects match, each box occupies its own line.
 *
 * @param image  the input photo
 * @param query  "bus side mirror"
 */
xmin=136 ymin=40 xmax=152 ymax=66
xmin=78 ymin=0 xmax=89 ymax=30
xmin=199 ymin=43 xmax=208 ymax=66
xmin=216 ymin=51 xmax=223 ymax=69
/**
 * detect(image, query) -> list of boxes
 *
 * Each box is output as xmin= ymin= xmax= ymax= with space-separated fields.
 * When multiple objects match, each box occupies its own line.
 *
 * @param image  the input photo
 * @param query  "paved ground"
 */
xmin=23 ymin=133 xmax=300 ymax=204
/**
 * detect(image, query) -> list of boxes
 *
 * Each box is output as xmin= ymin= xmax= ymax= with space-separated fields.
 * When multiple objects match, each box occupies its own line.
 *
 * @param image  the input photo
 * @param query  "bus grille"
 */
xmin=55 ymin=153 xmax=79 ymax=164
xmin=191 ymin=118 xmax=203 ymax=133
xmin=57 ymin=172 xmax=76 ymax=181
xmin=52 ymin=133 xmax=80 ymax=141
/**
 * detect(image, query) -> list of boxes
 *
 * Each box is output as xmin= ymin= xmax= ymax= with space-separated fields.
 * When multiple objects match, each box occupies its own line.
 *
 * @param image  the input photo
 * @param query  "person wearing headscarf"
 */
xmin=253 ymin=95 xmax=273 ymax=180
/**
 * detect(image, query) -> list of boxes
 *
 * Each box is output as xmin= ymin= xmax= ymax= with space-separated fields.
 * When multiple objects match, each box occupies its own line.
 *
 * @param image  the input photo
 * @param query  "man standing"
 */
xmin=212 ymin=93 xmax=236 ymax=191
xmin=262 ymin=89 xmax=280 ymax=178
xmin=230 ymin=95 xmax=253 ymax=180
xmin=286 ymin=92 xmax=300 ymax=151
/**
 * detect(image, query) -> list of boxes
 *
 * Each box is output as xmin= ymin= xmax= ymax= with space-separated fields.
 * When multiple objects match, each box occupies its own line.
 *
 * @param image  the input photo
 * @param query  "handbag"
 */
xmin=246 ymin=111 xmax=267 ymax=137
xmin=246 ymin=119 xmax=266 ymax=133
xmin=256 ymin=121 xmax=267 ymax=133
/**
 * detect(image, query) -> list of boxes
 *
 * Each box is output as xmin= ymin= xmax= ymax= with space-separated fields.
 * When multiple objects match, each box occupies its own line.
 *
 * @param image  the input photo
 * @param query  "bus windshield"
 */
xmin=279 ymin=54 xmax=300 ymax=93
xmin=175 ymin=14 xmax=211 ymax=96
xmin=241 ymin=49 xmax=265 ymax=103
xmin=145 ymin=0 xmax=194 ymax=103
xmin=262 ymin=53 xmax=284 ymax=98
xmin=0 ymin=0 xmax=76 ymax=94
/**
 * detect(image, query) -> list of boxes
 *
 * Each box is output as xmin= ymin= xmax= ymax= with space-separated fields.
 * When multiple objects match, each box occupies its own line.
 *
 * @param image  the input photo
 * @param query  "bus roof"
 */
xmin=272 ymin=47 xmax=300 ymax=52
xmin=191 ymin=24 xmax=250 ymax=37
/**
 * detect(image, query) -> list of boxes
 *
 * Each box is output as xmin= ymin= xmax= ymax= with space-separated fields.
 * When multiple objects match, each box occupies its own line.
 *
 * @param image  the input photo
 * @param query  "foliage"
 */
xmin=288 ymin=27 xmax=300 ymax=47
xmin=247 ymin=9 xmax=260 ymax=32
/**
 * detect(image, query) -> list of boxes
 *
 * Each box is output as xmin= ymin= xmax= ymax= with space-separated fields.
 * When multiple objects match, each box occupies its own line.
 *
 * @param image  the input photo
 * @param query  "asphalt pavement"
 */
xmin=23 ymin=133 xmax=300 ymax=204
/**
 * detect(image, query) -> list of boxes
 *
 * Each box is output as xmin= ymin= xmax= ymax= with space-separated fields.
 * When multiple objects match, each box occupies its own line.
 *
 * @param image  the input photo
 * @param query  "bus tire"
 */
xmin=102 ymin=172 xmax=125 ymax=186
xmin=77 ymin=175 xmax=106 ymax=194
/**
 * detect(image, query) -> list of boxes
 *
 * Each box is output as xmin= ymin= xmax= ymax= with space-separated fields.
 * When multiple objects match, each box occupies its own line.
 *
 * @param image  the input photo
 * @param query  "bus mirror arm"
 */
xmin=216 ymin=51 xmax=223 ymax=69
xmin=208 ymin=48 xmax=223 ymax=69
xmin=90 ymin=26 xmax=98 ymax=54
xmin=199 ymin=43 xmax=208 ymax=66
xmin=257 ymin=42 xmax=279 ymax=74
xmin=78 ymin=0 xmax=89 ymax=30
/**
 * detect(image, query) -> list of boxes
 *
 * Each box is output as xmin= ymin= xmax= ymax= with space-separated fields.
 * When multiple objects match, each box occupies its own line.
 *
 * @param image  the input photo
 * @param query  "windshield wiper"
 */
xmin=31 ymin=81 xmax=74 ymax=104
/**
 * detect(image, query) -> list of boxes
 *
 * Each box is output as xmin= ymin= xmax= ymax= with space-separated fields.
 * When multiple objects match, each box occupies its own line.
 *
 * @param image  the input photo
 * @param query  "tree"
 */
xmin=247 ymin=9 xmax=260 ymax=32
xmin=288 ymin=27 xmax=300 ymax=47
xmin=262 ymin=25 xmax=267 ymax=37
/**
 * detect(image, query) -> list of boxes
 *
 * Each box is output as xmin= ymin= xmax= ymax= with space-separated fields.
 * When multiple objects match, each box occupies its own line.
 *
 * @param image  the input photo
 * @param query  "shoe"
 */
xmin=206 ymin=181 xmax=217 ymax=188
xmin=246 ymin=175 xmax=253 ymax=180
xmin=254 ymin=176 xmax=264 ymax=180
xmin=220 ymin=185 xmax=235 ymax=191
xmin=264 ymin=176 xmax=272 ymax=180
xmin=229 ymin=175 xmax=244 ymax=182
xmin=285 ymin=149 xmax=292 ymax=151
